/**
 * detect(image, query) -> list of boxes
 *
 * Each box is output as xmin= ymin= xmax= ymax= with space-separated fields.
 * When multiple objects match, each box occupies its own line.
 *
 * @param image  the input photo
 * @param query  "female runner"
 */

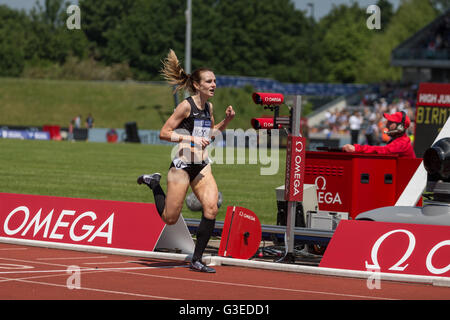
xmin=138 ymin=50 xmax=235 ymax=273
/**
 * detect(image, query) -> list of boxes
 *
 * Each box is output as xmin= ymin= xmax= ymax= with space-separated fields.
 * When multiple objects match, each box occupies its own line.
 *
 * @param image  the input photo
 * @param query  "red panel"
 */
xmin=304 ymin=152 xmax=354 ymax=214
xmin=219 ymin=206 xmax=262 ymax=260
xmin=320 ymin=220 xmax=450 ymax=277
xmin=396 ymin=158 xmax=422 ymax=205
xmin=351 ymin=157 xmax=397 ymax=216
xmin=304 ymin=152 xmax=421 ymax=219
xmin=416 ymin=83 xmax=450 ymax=107
xmin=0 ymin=193 xmax=166 ymax=252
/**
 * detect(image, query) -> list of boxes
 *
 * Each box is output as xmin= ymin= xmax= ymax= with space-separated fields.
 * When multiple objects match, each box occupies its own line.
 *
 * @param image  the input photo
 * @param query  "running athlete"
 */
xmin=138 ymin=49 xmax=235 ymax=273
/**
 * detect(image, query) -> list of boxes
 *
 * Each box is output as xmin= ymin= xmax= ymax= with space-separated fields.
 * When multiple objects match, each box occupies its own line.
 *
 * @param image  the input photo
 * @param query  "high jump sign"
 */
xmin=0 ymin=192 xmax=194 ymax=254
xmin=413 ymin=82 xmax=450 ymax=158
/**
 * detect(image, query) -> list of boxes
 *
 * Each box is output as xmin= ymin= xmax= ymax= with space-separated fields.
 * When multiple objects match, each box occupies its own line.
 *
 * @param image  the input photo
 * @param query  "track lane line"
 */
xmin=103 ymin=268 xmax=397 ymax=300
xmin=0 ymin=255 xmax=396 ymax=300
xmin=0 ymin=265 xmax=188 ymax=275
xmin=36 ymin=256 xmax=109 ymax=261
xmin=0 ymin=274 xmax=181 ymax=300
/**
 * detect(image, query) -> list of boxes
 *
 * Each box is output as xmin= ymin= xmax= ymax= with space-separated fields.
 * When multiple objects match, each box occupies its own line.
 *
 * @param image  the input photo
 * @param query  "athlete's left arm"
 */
xmin=210 ymin=102 xmax=235 ymax=132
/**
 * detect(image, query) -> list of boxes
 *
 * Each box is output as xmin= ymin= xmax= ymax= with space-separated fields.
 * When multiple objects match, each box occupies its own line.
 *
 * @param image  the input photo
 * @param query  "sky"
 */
xmin=293 ymin=0 xmax=401 ymax=20
xmin=0 ymin=0 xmax=401 ymax=21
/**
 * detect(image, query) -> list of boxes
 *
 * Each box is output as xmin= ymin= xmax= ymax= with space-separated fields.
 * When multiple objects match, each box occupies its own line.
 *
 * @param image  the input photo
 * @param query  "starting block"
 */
xmin=218 ymin=206 xmax=262 ymax=260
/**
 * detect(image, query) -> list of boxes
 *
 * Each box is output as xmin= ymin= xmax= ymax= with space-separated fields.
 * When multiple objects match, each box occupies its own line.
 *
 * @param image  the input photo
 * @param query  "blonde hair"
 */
xmin=160 ymin=49 xmax=212 ymax=94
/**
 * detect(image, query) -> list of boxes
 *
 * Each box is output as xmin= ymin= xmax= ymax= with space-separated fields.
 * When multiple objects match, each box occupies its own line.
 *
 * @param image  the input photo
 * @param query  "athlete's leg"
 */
xmin=138 ymin=168 xmax=189 ymax=225
xmin=191 ymin=164 xmax=219 ymax=220
xmin=161 ymin=167 xmax=190 ymax=225
xmin=137 ymin=173 xmax=166 ymax=215
xmin=189 ymin=164 xmax=218 ymax=271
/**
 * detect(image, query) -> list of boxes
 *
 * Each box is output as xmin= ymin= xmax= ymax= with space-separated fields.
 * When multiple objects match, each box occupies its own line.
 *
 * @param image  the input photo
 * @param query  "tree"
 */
xmin=31 ymin=0 xmax=66 ymax=28
xmin=0 ymin=6 xmax=27 ymax=76
xmin=96 ymin=0 xmax=314 ymax=81
xmin=79 ymin=0 xmax=134 ymax=55
xmin=102 ymin=0 xmax=186 ymax=80
xmin=377 ymin=0 xmax=394 ymax=31
xmin=25 ymin=0 xmax=89 ymax=64
xmin=430 ymin=0 xmax=450 ymax=13
xmin=357 ymin=0 xmax=438 ymax=83
xmin=198 ymin=0 xmax=312 ymax=82
xmin=317 ymin=3 xmax=374 ymax=83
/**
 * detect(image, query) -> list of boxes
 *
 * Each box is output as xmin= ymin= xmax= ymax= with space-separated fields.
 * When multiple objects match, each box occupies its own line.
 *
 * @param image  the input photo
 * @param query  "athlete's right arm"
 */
xmin=159 ymin=100 xmax=191 ymax=143
xmin=159 ymin=101 xmax=210 ymax=148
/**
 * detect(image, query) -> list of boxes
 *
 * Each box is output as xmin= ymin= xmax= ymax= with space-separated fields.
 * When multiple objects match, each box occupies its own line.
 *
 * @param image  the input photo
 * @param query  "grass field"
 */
xmin=0 ymin=77 xmax=263 ymax=130
xmin=0 ymin=138 xmax=286 ymax=225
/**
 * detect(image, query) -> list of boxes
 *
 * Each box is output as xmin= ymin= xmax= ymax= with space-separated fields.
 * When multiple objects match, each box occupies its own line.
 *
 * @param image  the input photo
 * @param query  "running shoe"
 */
xmin=189 ymin=260 xmax=216 ymax=273
xmin=137 ymin=173 xmax=161 ymax=189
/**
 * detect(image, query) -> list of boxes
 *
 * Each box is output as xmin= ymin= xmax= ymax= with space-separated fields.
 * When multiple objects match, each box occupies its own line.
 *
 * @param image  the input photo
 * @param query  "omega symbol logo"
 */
xmin=314 ymin=176 xmax=342 ymax=205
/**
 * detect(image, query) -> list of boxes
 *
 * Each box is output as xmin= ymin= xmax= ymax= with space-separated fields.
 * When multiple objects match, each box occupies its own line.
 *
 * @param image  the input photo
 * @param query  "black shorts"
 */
xmin=169 ymin=161 xmax=209 ymax=182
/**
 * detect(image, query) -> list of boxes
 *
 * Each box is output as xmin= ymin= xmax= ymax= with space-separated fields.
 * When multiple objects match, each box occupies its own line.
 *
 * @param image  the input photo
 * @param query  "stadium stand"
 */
xmin=216 ymin=75 xmax=368 ymax=97
xmin=392 ymin=9 xmax=450 ymax=83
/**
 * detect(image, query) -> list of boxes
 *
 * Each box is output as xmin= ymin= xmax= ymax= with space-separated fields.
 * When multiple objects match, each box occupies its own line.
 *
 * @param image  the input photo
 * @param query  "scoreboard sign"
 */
xmin=414 ymin=83 xmax=450 ymax=157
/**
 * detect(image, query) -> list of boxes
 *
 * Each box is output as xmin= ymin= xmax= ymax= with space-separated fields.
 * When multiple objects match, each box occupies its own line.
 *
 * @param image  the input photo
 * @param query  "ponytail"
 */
xmin=160 ymin=49 xmax=213 ymax=95
xmin=160 ymin=49 xmax=192 ymax=94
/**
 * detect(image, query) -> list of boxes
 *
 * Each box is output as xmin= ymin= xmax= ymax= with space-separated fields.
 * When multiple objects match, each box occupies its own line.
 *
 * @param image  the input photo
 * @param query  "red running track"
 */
xmin=0 ymin=242 xmax=449 ymax=301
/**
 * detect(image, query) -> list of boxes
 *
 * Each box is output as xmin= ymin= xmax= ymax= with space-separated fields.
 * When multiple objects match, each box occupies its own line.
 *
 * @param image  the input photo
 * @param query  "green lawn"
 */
xmin=0 ymin=77 xmax=263 ymax=130
xmin=0 ymin=139 xmax=286 ymax=225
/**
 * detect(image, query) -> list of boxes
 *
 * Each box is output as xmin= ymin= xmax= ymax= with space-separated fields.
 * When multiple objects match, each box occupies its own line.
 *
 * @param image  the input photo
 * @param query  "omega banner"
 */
xmin=284 ymin=135 xmax=307 ymax=202
xmin=413 ymin=82 xmax=450 ymax=158
xmin=0 ymin=193 xmax=194 ymax=254
xmin=320 ymin=220 xmax=450 ymax=277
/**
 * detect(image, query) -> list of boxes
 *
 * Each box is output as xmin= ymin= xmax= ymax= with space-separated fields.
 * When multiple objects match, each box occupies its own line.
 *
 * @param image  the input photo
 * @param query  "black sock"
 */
xmin=192 ymin=215 xmax=215 ymax=262
xmin=151 ymin=184 xmax=166 ymax=216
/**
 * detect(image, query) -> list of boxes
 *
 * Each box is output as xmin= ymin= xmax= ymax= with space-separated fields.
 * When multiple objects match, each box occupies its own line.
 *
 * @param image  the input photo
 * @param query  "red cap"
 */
xmin=383 ymin=112 xmax=410 ymax=129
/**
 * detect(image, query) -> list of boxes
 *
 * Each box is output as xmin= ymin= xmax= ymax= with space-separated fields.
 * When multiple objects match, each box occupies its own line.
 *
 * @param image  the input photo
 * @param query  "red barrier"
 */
xmin=219 ymin=206 xmax=262 ymax=260
xmin=320 ymin=220 xmax=450 ymax=277
xmin=43 ymin=125 xmax=62 ymax=141
xmin=0 ymin=193 xmax=194 ymax=253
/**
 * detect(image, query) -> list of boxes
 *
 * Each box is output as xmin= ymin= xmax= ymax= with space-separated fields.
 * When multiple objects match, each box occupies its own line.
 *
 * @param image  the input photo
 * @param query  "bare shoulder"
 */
xmin=174 ymin=100 xmax=191 ymax=118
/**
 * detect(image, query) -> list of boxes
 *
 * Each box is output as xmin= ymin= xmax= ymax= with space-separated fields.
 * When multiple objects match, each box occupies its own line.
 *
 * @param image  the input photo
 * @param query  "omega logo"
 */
xmin=365 ymin=229 xmax=450 ymax=275
xmin=314 ymin=176 xmax=342 ymax=205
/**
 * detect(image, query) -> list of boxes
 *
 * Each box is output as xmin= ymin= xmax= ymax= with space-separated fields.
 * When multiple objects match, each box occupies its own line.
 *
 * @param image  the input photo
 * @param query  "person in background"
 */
xmin=74 ymin=115 xmax=81 ymax=128
xmin=342 ymin=111 xmax=416 ymax=158
xmin=86 ymin=113 xmax=94 ymax=128
xmin=348 ymin=111 xmax=362 ymax=145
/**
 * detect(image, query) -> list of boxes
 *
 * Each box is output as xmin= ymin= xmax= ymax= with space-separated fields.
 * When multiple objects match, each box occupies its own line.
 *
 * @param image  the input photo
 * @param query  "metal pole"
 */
xmin=184 ymin=0 xmax=192 ymax=99
xmin=282 ymin=95 xmax=302 ymax=263
xmin=185 ymin=0 xmax=192 ymax=73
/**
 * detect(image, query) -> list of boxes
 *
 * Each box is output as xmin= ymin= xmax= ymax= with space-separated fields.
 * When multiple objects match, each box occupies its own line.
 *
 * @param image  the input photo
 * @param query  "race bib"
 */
xmin=172 ymin=157 xmax=187 ymax=169
xmin=192 ymin=119 xmax=211 ymax=138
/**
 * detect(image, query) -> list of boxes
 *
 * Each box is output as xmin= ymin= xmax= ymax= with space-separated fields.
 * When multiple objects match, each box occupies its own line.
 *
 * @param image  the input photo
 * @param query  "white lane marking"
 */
xmin=113 ymin=269 xmax=397 ymax=300
xmin=0 ymin=265 xmax=187 ymax=275
xmin=0 ymin=274 xmax=180 ymax=300
xmin=36 ymin=256 xmax=108 ymax=261
xmin=82 ymin=260 xmax=142 ymax=265
xmin=0 ymin=263 xmax=34 ymax=270
xmin=0 ymin=251 xmax=398 ymax=300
